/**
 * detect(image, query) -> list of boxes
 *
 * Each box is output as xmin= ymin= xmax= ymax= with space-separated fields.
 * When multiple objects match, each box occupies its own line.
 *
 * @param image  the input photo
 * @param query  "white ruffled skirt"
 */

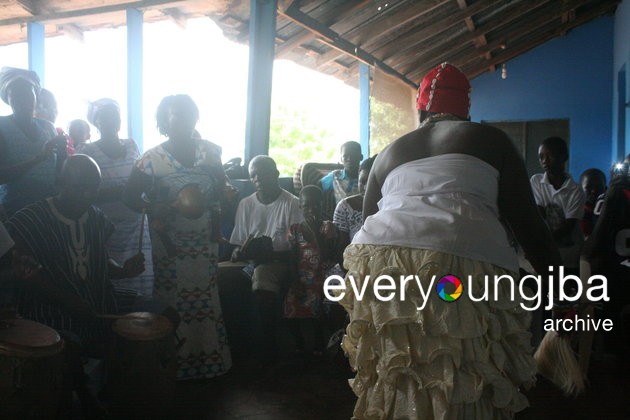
xmin=340 ymin=245 xmax=536 ymax=420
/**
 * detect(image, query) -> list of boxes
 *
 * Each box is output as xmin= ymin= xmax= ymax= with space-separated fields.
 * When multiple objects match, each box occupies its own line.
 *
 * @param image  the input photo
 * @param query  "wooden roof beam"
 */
xmin=465 ymin=1 xmax=619 ymax=79
xmin=0 ymin=0 xmax=191 ymax=26
xmin=354 ymin=0 xmax=449 ymax=50
xmin=373 ymin=0 xmax=496 ymax=61
xmin=278 ymin=6 xmax=418 ymax=89
xmin=275 ymin=1 xmax=370 ymax=59
xmin=17 ymin=0 xmax=40 ymax=15
xmin=315 ymin=47 xmax=344 ymax=67
xmin=457 ymin=0 xmax=592 ymax=68
xmin=456 ymin=0 xmax=494 ymax=73
xmin=391 ymin=0 xmax=551 ymax=73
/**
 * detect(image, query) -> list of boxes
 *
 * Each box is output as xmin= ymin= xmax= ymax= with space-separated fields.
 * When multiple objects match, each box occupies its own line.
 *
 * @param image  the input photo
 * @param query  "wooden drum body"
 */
xmin=107 ymin=312 xmax=176 ymax=419
xmin=0 ymin=319 xmax=65 ymax=420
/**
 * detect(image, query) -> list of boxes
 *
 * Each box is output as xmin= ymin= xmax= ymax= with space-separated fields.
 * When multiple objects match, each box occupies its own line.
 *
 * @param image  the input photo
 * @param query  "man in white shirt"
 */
xmin=530 ymin=136 xmax=585 ymax=270
xmin=220 ymin=155 xmax=302 ymax=363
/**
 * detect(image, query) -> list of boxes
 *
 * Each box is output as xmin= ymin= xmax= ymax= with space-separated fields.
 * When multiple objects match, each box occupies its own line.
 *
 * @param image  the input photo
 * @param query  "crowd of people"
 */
xmin=0 ymin=62 xmax=628 ymax=420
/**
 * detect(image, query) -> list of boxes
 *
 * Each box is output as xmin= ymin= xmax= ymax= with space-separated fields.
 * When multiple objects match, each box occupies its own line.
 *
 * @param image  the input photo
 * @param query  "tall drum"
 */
xmin=107 ymin=312 xmax=176 ymax=419
xmin=0 ymin=319 xmax=65 ymax=420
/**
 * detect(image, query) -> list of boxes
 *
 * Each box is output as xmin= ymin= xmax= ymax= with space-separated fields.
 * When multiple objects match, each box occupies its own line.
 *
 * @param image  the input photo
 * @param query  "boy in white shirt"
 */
xmin=530 ymin=136 xmax=585 ymax=271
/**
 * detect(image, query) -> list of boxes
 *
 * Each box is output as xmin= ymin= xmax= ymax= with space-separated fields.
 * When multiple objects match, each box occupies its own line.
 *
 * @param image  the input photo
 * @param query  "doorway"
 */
xmin=481 ymin=119 xmax=570 ymax=177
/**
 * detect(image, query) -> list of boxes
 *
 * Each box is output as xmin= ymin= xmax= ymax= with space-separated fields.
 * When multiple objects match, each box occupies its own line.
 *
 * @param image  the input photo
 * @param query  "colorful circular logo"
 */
xmin=436 ymin=275 xmax=463 ymax=302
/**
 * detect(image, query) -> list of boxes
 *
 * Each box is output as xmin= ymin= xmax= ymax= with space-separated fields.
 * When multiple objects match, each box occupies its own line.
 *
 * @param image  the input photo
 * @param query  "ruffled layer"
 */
xmin=339 ymin=245 xmax=536 ymax=420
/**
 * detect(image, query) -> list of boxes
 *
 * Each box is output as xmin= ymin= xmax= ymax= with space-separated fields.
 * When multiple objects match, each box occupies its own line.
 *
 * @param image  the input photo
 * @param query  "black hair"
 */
xmin=69 ymin=119 xmax=89 ymax=131
xmin=360 ymin=155 xmax=377 ymax=173
xmin=300 ymin=184 xmax=323 ymax=201
xmin=541 ymin=136 xmax=568 ymax=160
xmin=248 ymin=155 xmax=278 ymax=173
xmin=580 ymin=168 xmax=606 ymax=185
xmin=156 ymin=94 xmax=199 ymax=136
xmin=340 ymin=141 xmax=362 ymax=154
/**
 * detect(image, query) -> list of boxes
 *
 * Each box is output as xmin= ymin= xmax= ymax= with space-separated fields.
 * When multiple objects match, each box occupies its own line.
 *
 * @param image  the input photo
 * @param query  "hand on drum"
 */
xmin=11 ymin=250 xmax=42 ymax=281
xmin=122 ymin=253 xmax=145 ymax=278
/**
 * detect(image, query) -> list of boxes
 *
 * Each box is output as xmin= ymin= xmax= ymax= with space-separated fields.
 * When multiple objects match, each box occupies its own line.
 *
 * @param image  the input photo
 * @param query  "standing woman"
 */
xmin=0 ymin=67 xmax=66 ymax=217
xmin=124 ymin=94 xmax=231 ymax=380
xmin=81 ymin=98 xmax=153 ymax=296
xmin=340 ymin=63 xmax=562 ymax=419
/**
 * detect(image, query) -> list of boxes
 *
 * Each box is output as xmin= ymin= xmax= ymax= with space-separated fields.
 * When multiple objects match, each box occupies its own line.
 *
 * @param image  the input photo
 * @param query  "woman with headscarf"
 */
xmin=338 ymin=63 xmax=562 ymax=419
xmin=81 ymin=98 xmax=153 ymax=297
xmin=0 ymin=67 xmax=67 ymax=217
xmin=123 ymin=94 xmax=231 ymax=380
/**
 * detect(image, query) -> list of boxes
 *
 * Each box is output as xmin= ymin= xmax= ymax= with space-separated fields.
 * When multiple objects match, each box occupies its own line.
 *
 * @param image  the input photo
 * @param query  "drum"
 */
xmin=0 ymin=319 xmax=65 ymax=420
xmin=107 ymin=312 xmax=176 ymax=419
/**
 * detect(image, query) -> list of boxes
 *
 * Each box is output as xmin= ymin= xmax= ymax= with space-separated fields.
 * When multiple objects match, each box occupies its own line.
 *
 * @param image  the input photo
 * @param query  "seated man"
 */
xmin=5 ymin=154 xmax=145 ymax=415
xmin=319 ymin=141 xmax=363 ymax=212
xmin=221 ymin=155 xmax=302 ymax=363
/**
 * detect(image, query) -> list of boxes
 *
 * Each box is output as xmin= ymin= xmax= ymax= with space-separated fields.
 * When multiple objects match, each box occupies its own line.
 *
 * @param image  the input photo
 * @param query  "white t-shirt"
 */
xmin=530 ymin=172 xmax=586 ymax=268
xmin=530 ymin=173 xmax=585 ymax=220
xmin=0 ymin=221 xmax=14 ymax=258
xmin=230 ymin=189 xmax=303 ymax=252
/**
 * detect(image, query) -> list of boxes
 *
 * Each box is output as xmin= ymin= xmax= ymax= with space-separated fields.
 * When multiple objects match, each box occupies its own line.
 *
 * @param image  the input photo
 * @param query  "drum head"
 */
xmin=112 ymin=312 xmax=172 ymax=341
xmin=0 ymin=319 xmax=63 ymax=357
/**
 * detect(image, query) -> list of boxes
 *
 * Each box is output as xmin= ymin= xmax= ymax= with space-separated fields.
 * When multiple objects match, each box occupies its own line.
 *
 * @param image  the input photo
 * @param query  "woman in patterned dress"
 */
xmin=81 ymin=98 xmax=154 ymax=297
xmin=284 ymin=185 xmax=336 ymax=355
xmin=124 ymin=94 xmax=231 ymax=380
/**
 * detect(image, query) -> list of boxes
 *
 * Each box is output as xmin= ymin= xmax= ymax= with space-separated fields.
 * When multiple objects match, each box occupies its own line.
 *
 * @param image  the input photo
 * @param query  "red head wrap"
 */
xmin=416 ymin=62 xmax=471 ymax=119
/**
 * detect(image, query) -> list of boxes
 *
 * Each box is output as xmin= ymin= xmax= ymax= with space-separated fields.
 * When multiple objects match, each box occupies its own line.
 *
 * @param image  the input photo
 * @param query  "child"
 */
xmin=68 ymin=119 xmax=91 ymax=153
xmin=285 ymin=185 xmax=336 ymax=356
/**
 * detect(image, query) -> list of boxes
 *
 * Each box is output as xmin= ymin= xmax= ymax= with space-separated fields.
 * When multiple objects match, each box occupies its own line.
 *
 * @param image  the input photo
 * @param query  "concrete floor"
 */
xmin=171 ymin=353 xmax=356 ymax=420
xmin=161 ymin=352 xmax=630 ymax=420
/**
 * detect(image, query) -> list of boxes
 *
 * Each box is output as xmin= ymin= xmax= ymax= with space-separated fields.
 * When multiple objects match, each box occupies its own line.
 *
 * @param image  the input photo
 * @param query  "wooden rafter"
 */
xmin=353 ymin=0 xmax=449 ymax=50
xmin=278 ymin=5 xmax=418 ymax=88
xmin=393 ymin=0 xmax=552 ymax=75
xmin=398 ymin=0 xmax=564 ymax=79
xmin=16 ymin=0 xmax=40 ymax=15
xmin=275 ymin=0 xmax=370 ymax=59
xmin=465 ymin=0 xmax=618 ymax=78
xmin=456 ymin=0 xmax=494 ymax=73
xmin=372 ymin=0 xmax=496 ymax=62
xmin=0 ymin=0 xmax=190 ymax=26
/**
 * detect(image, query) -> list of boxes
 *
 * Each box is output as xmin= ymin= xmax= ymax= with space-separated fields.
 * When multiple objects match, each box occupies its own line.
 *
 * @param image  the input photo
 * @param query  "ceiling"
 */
xmin=0 ymin=0 xmax=621 ymax=88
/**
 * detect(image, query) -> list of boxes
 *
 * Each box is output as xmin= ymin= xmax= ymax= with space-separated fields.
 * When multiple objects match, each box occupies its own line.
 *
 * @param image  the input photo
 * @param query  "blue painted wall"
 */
xmin=470 ymin=16 xmax=614 ymax=181
xmin=613 ymin=1 xmax=630 ymax=161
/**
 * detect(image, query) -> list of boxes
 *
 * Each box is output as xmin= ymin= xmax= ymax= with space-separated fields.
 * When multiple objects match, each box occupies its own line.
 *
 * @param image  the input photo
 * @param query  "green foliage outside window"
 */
xmin=269 ymin=104 xmax=338 ymax=176
xmin=369 ymin=98 xmax=413 ymax=155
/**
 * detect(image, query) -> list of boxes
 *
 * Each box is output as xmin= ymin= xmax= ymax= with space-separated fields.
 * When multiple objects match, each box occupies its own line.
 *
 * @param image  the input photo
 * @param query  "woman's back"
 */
xmin=355 ymin=152 xmax=518 ymax=272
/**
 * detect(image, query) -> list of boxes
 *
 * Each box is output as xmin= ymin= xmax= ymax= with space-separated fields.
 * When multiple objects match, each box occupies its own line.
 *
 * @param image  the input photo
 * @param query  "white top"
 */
xmin=0 ymin=221 xmax=13 ymax=258
xmin=333 ymin=198 xmax=363 ymax=240
xmin=230 ymin=189 xmax=303 ymax=252
xmin=352 ymin=153 xmax=518 ymax=272
xmin=529 ymin=172 xmax=585 ymax=268
xmin=530 ymin=173 xmax=585 ymax=220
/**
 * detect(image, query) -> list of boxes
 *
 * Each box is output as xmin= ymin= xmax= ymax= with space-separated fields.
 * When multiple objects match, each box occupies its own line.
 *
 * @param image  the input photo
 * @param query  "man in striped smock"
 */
xmin=6 ymin=155 xmax=145 ymax=349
